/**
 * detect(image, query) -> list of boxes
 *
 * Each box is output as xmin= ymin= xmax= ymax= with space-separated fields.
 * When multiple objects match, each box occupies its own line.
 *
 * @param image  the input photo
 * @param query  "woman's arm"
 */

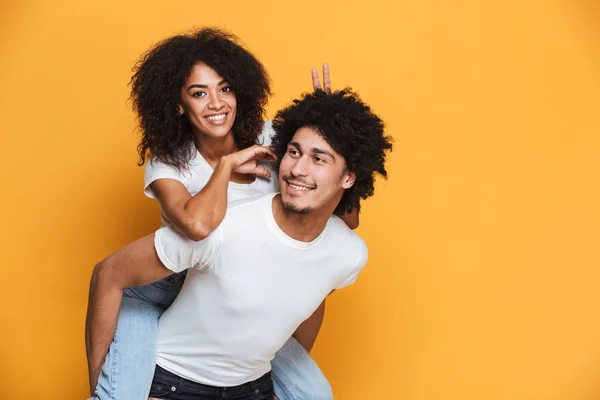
xmin=312 ymin=64 xmax=360 ymax=231
xmin=340 ymin=207 xmax=359 ymax=230
xmin=150 ymin=146 xmax=275 ymax=241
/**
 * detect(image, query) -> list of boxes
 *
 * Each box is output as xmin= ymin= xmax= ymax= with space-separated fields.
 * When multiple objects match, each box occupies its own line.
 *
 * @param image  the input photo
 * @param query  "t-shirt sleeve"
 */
xmin=334 ymin=239 xmax=369 ymax=290
xmin=258 ymin=120 xmax=275 ymax=147
xmin=257 ymin=120 xmax=280 ymax=191
xmin=154 ymin=225 xmax=221 ymax=273
xmin=144 ymin=157 xmax=188 ymax=199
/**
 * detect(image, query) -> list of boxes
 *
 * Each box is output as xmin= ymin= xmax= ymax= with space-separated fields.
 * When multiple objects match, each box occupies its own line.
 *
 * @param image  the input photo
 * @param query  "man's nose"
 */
xmin=291 ymin=156 xmax=309 ymax=176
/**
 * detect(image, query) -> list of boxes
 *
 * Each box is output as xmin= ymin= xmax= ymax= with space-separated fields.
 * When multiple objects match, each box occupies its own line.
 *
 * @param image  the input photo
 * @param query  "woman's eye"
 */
xmin=192 ymin=92 xmax=206 ymax=97
xmin=221 ymin=87 xmax=232 ymax=93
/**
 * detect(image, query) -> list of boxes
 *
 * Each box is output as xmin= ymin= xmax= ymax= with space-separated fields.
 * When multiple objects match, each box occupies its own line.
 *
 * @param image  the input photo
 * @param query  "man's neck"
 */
xmin=271 ymin=195 xmax=333 ymax=242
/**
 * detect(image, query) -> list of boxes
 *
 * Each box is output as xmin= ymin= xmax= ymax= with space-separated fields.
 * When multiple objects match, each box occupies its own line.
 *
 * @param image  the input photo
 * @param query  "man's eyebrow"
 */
xmin=187 ymin=79 xmax=228 ymax=90
xmin=311 ymin=147 xmax=336 ymax=162
xmin=288 ymin=142 xmax=336 ymax=162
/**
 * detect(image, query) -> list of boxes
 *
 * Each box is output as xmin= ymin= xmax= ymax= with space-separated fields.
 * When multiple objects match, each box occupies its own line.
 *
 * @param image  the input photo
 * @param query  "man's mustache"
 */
xmin=282 ymin=175 xmax=317 ymax=189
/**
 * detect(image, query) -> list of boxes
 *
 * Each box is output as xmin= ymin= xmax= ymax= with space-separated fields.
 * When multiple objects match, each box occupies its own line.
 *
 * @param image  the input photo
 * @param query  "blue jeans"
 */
xmin=92 ymin=272 xmax=332 ymax=400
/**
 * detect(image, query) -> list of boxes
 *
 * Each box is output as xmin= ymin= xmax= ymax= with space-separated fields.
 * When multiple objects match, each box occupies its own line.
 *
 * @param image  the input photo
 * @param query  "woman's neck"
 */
xmin=195 ymin=132 xmax=238 ymax=167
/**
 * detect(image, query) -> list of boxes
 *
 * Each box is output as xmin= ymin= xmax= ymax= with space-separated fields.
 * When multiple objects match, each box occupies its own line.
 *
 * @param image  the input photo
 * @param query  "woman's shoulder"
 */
xmin=143 ymin=145 xmax=211 ymax=194
xmin=145 ymin=143 xmax=204 ymax=173
xmin=257 ymin=120 xmax=274 ymax=146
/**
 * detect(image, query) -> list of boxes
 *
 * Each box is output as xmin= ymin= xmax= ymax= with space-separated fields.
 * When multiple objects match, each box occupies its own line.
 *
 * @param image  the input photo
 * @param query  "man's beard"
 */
xmin=281 ymin=199 xmax=314 ymax=214
xmin=281 ymin=174 xmax=317 ymax=214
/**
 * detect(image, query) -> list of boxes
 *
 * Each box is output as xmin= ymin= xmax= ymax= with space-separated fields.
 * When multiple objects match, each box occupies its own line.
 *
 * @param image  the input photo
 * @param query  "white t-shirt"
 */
xmin=153 ymin=194 xmax=368 ymax=387
xmin=144 ymin=121 xmax=279 ymax=225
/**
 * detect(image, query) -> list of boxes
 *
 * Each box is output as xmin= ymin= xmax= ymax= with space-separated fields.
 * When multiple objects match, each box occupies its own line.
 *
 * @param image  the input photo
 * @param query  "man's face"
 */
xmin=278 ymin=126 xmax=355 ymax=214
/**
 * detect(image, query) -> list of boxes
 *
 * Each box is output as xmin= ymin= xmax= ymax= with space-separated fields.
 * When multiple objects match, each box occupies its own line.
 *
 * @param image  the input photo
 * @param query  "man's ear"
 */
xmin=342 ymin=171 xmax=356 ymax=189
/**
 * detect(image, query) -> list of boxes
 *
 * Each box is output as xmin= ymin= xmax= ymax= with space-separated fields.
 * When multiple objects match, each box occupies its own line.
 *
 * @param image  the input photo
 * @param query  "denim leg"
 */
xmin=92 ymin=297 xmax=165 ymax=400
xmin=91 ymin=274 xmax=184 ymax=399
xmin=123 ymin=271 xmax=186 ymax=308
xmin=271 ymin=337 xmax=333 ymax=400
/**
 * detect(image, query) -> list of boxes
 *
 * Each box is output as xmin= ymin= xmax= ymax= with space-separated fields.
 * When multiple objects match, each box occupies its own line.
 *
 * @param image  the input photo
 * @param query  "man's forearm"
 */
xmin=85 ymin=263 xmax=124 ymax=395
xmin=84 ymin=234 xmax=179 ymax=395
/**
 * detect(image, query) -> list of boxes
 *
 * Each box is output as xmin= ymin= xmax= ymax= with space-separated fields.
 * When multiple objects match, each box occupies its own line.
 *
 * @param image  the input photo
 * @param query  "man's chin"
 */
xmin=281 ymin=200 xmax=313 ymax=214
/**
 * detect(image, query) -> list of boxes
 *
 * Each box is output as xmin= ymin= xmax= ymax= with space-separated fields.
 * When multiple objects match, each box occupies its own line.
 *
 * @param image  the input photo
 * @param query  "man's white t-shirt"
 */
xmin=144 ymin=121 xmax=278 ymax=225
xmin=153 ymin=194 xmax=368 ymax=387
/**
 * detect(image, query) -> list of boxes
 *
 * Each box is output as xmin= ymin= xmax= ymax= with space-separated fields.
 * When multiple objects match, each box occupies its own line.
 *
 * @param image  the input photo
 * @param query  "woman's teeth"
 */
xmin=206 ymin=114 xmax=226 ymax=121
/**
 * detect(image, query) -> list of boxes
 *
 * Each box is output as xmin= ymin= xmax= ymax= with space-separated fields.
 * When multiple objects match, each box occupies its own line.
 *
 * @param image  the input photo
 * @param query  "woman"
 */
xmin=86 ymin=27 xmax=354 ymax=400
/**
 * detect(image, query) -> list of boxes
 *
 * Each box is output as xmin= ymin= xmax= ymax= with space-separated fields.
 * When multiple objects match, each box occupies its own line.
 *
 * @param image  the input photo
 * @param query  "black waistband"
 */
xmin=152 ymin=364 xmax=273 ymax=397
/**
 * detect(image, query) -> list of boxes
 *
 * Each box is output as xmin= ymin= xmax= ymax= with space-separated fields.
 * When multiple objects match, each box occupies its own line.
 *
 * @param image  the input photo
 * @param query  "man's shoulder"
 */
xmin=218 ymin=194 xmax=273 ymax=242
xmin=227 ymin=193 xmax=273 ymax=211
xmin=223 ymin=194 xmax=273 ymax=224
xmin=321 ymin=216 xmax=368 ymax=289
xmin=328 ymin=215 xmax=363 ymax=237
xmin=325 ymin=216 xmax=367 ymax=252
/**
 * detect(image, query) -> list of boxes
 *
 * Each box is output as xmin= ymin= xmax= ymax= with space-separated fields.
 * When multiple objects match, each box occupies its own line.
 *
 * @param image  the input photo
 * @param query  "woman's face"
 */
xmin=180 ymin=62 xmax=237 ymax=140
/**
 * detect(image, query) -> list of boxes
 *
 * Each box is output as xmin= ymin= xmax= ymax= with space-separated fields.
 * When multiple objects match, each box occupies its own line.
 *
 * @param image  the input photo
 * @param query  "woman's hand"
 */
xmin=224 ymin=145 xmax=277 ymax=178
xmin=312 ymin=63 xmax=332 ymax=93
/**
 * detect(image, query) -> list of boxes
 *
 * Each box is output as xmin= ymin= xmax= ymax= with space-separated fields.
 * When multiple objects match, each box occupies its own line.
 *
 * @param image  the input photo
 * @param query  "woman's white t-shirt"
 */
xmin=143 ymin=121 xmax=279 ymax=226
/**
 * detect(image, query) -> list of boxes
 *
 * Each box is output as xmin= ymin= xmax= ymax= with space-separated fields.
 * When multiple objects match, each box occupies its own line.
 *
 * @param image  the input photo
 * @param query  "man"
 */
xmin=88 ymin=89 xmax=392 ymax=399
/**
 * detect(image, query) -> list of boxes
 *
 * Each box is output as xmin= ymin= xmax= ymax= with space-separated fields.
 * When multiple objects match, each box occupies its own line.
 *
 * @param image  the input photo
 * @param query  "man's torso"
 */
xmin=155 ymin=194 xmax=367 ymax=386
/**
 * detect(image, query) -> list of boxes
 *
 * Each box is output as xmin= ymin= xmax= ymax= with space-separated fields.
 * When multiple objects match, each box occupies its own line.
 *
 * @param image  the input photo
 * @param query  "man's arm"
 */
xmin=292 ymin=301 xmax=326 ymax=352
xmin=85 ymin=146 xmax=275 ymax=394
xmin=85 ymin=234 xmax=173 ymax=395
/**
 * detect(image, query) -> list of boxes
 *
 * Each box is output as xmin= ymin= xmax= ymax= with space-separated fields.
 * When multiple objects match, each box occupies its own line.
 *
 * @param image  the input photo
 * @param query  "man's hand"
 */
xmin=312 ymin=63 xmax=332 ymax=93
xmin=224 ymin=145 xmax=277 ymax=178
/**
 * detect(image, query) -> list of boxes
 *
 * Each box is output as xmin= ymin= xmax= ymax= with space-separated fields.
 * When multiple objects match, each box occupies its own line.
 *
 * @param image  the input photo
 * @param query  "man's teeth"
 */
xmin=289 ymin=183 xmax=311 ymax=191
xmin=206 ymin=114 xmax=226 ymax=121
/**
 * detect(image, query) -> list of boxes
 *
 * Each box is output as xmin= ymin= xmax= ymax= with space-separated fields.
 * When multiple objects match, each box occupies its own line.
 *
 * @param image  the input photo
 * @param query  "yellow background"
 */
xmin=1 ymin=0 xmax=599 ymax=399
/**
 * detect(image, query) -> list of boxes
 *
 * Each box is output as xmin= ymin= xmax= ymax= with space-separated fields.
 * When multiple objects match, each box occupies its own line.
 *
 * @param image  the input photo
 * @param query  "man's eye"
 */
xmin=288 ymin=149 xmax=300 ymax=157
xmin=314 ymin=157 xmax=325 ymax=163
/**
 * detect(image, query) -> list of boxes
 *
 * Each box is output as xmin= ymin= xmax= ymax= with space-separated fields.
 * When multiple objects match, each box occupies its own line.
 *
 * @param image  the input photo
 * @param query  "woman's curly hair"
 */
xmin=130 ymin=27 xmax=271 ymax=170
xmin=271 ymin=89 xmax=393 ymax=216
